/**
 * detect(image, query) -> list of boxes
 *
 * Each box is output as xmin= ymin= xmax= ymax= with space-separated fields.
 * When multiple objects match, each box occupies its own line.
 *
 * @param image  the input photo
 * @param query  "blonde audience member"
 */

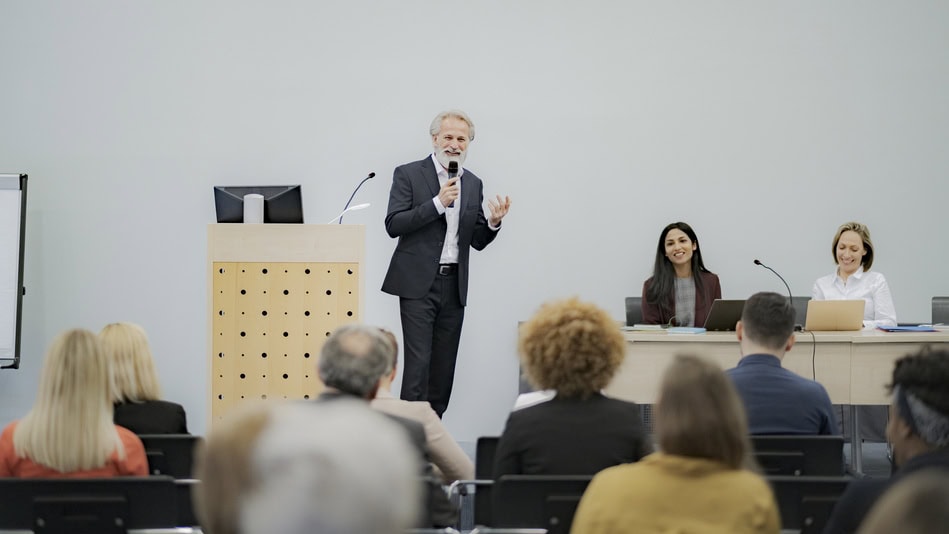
xmin=493 ymin=297 xmax=650 ymax=479
xmin=572 ymin=355 xmax=780 ymax=534
xmin=100 ymin=322 xmax=187 ymax=434
xmin=0 ymin=328 xmax=148 ymax=477
xmin=371 ymin=328 xmax=474 ymax=483
xmin=193 ymin=400 xmax=420 ymax=534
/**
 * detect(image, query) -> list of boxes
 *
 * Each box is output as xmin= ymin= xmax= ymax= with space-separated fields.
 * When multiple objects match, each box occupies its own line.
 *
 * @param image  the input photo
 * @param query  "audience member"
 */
xmin=727 ymin=292 xmax=836 ymax=434
xmin=0 ymin=328 xmax=148 ymax=477
xmin=493 ymin=298 xmax=650 ymax=479
xmin=100 ymin=322 xmax=188 ymax=434
xmin=572 ymin=355 xmax=780 ymax=534
xmin=316 ymin=323 xmax=458 ymax=528
xmin=193 ymin=400 xmax=419 ymax=534
xmin=371 ymin=328 xmax=474 ymax=483
xmin=856 ymin=471 xmax=949 ymax=534
xmin=824 ymin=347 xmax=949 ymax=534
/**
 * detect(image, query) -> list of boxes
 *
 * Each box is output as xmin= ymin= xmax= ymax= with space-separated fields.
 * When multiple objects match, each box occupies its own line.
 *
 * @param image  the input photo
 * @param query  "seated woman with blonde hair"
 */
xmin=0 ymin=329 xmax=148 ymax=477
xmin=493 ymin=297 xmax=650 ymax=479
xmin=100 ymin=322 xmax=188 ymax=434
xmin=572 ymin=355 xmax=780 ymax=534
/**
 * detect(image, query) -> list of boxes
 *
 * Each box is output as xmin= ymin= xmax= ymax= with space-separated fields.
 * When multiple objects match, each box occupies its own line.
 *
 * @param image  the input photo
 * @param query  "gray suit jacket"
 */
xmin=382 ymin=156 xmax=498 ymax=306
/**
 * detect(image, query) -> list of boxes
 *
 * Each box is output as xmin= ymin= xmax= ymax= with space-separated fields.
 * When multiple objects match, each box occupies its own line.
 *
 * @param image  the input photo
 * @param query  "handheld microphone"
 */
xmin=753 ymin=259 xmax=802 ymax=331
xmin=328 ymin=203 xmax=371 ymax=224
xmin=447 ymin=160 xmax=458 ymax=208
xmin=339 ymin=172 xmax=375 ymax=224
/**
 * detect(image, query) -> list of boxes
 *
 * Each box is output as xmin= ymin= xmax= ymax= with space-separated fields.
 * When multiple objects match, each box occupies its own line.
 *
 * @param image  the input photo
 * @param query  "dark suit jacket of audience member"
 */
xmin=114 ymin=400 xmax=188 ymax=434
xmin=727 ymin=354 xmax=836 ymax=435
xmin=493 ymin=393 xmax=651 ymax=479
xmin=315 ymin=392 xmax=458 ymax=528
xmin=823 ymin=449 xmax=949 ymax=534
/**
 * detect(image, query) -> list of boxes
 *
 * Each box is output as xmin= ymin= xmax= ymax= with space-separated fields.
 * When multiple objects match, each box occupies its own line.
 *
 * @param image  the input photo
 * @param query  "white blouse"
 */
xmin=811 ymin=267 xmax=897 ymax=329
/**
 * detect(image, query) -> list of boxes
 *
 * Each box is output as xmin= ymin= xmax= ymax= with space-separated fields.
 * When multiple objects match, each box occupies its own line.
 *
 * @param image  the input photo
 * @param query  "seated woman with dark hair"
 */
xmin=492 ymin=298 xmax=651 ymax=479
xmin=100 ymin=322 xmax=188 ymax=434
xmin=572 ymin=355 xmax=779 ymax=534
xmin=0 ymin=329 xmax=148 ymax=477
xmin=642 ymin=221 xmax=722 ymax=327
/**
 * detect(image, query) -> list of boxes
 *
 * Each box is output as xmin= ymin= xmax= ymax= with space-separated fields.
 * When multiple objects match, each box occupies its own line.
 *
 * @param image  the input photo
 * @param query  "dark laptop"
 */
xmin=703 ymin=299 xmax=746 ymax=331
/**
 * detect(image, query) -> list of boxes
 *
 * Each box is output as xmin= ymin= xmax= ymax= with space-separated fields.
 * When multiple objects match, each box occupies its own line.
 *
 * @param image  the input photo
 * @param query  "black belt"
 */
xmin=437 ymin=264 xmax=458 ymax=276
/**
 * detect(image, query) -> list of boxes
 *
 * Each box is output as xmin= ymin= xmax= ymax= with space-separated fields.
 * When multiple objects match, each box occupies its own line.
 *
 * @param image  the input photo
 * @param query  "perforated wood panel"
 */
xmin=211 ymin=261 xmax=359 ymax=421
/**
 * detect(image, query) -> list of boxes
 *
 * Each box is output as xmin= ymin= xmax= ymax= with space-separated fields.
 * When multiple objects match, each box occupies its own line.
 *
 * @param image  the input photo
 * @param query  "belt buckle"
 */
xmin=438 ymin=264 xmax=453 ymax=275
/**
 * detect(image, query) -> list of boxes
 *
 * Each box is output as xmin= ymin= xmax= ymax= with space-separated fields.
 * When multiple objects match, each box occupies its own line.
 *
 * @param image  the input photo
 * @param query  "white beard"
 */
xmin=434 ymin=148 xmax=466 ymax=170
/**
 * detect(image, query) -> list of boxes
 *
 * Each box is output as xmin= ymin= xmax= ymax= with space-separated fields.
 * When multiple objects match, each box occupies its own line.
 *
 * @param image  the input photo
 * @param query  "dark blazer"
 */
xmin=492 ymin=394 xmax=652 ymax=479
xmin=315 ymin=392 xmax=458 ymax=528
xmin=823 ymin=449 xmax=949 ymax=534
xmin=113 ymin=400 xmax=188 ymax=435
xmin=382 ymin=156 xmax=498 ymax=306
xmin=641 ymin=270 xmax=722 ymax=327
xmin=727 ymin=354 xmax=836 ymax=435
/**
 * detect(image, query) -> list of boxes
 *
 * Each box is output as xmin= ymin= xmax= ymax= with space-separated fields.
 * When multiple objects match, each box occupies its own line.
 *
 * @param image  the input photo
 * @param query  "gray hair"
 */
xmin=429 ymin=109 xmax=476 ymax=141
xmin=318 ymin=324 xmax=393 ymax=397
xmin=240 ymin=401 xmax=420 ymax=534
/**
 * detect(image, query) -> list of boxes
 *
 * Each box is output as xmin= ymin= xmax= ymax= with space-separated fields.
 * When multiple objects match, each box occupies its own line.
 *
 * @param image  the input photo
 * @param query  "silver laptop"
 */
xmin=804 ymin=300 xmax=865 ymax=331
xmin=703 ymin=299 xmax=746 ymax=331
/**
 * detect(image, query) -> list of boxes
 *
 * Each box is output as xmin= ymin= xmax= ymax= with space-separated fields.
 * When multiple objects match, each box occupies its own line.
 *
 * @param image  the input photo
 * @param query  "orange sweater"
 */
xmin=0 ymin=421 xmax=148 ymax=478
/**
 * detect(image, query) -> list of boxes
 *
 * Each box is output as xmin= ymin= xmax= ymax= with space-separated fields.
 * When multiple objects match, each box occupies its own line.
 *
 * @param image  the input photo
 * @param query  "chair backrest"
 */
xmin=933 ymin=296 xmax=949 ymax=324
xmin=767 ymin=475 xmax=851 ymax=533
xmin=0 ymin=476 xmax=178 ymax=532
xmin=492 ymin=475 xmax=592 ymax=533
xmin=751 ymin=435 xmax=845 ymax=476
xmin=474 ymin=436 xmax=501 ymax=527
xmin=139 ymin=434 xmax=203 ymax=479
xmin=625 ymin=297 xmax=643 ymax=326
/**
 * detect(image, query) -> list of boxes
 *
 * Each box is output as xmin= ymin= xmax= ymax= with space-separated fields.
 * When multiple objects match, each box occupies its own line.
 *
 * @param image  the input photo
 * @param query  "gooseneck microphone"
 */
xmin=754 ymin=259 xmax=803 ymax=331
xmin=447 ymin=160 xmax=458 ymax=208
xmin=338 ymin=172 xmax=375 ymax=224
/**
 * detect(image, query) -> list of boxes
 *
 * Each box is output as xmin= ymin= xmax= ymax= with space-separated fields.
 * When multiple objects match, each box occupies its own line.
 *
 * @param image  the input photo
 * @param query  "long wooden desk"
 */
xmin=603 ymin=330 xmax=949 ymax=472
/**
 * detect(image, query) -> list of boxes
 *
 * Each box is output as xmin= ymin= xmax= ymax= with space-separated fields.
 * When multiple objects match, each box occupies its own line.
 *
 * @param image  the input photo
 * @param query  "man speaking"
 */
xmin=382 ymin=110 xmax=511 ymax=418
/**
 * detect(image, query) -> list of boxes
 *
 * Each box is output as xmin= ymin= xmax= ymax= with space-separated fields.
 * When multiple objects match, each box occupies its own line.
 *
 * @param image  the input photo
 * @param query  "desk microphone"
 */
xmin=754 ymin=259 xmax=803 ymax=331
xmin=339 ymin=172 xmax=375 ymax=224
xmin=447 ymin=161 xmax=458 ymax=208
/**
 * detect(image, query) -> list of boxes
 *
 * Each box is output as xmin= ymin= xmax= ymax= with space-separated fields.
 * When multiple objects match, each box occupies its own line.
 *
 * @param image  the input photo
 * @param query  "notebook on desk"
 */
xmin=804 ymin=300 xmax=865 ymax=331
xmin=703 ymin=299 xmax=746 ymax=331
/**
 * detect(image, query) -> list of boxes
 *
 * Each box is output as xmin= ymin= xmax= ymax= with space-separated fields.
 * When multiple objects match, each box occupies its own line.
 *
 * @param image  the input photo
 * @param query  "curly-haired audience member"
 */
xmin=492 ymin=298 xmax=650 ymax=479
xmin=825 ymin=347 xmax=949 ymax=534
xmin=100 ymin=322 xmax=188 ymax=434
xmin=572 ymin=355 xmax=780 ymax=534
xmin=194 ymin=400 xmax=420 ymax=534
xmin=0 ymin=329 xmax=148 ymax=477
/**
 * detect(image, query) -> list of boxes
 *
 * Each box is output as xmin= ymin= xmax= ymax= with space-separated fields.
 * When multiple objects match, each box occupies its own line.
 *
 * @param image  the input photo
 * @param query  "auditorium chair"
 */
xmin=0 ymin=476 xmax=181 ymax=533
xmin=767 ymin=475 xmax=851 ymax=534
xmin=751 ymin=435 xmax=845 ymax=476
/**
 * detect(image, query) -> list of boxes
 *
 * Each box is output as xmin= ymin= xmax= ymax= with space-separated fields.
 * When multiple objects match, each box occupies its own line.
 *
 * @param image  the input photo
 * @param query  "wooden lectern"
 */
xmin=207 ymin=224 xmax=365 ymax=424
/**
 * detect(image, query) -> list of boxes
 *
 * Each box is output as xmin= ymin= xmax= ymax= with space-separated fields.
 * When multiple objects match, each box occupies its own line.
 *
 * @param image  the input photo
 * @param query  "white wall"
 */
xmin=1 ymin=1 xmax=947 ymax=441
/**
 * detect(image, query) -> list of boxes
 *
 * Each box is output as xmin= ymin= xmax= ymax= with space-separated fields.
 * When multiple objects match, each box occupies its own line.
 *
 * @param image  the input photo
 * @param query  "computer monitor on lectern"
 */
xmin=213 ymin=185 xmax=304 ymax=223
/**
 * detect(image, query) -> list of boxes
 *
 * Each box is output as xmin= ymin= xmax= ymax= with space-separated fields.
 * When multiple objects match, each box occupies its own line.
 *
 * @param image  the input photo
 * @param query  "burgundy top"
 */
xmin=641 ymin=271 xmax=722 ymax=327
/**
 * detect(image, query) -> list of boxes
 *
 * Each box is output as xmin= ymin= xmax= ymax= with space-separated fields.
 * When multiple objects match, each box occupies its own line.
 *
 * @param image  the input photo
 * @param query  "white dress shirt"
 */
xmin=431 ymin=153 xmax=461 ymax=264
xmin=811 ymin=267 xmax=897 ymax=329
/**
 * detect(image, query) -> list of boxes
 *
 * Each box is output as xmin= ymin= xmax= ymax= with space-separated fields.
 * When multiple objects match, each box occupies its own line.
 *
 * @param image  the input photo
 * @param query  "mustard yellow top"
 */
xmin=571 ymin=452 xmax=780 ymax=534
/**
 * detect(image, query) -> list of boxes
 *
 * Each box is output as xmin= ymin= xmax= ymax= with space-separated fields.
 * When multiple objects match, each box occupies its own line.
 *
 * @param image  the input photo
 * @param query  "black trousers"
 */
xmin=399 ymin=270 xmax=465 ymax=417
